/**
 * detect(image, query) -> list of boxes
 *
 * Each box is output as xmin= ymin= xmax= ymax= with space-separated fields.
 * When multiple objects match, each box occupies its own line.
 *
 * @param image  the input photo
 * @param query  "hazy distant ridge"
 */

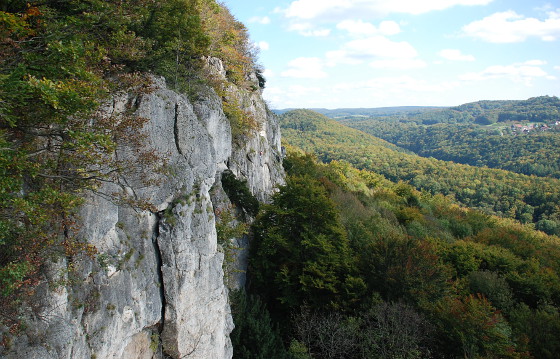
xmin=273 ymin=106 xmax=443 ymax=118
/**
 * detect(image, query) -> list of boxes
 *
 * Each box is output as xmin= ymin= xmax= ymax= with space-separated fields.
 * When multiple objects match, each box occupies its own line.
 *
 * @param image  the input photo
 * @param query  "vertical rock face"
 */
xmin=2 ymin=61 xmax=284 ymax=359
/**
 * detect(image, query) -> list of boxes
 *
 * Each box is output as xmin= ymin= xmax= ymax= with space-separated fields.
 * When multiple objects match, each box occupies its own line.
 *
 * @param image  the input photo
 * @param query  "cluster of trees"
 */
xmin=344 ymin=121 xmax=560 ymax=179
xmin=232 ymin=152 xmax=560 ymax=358
xmin=0 ymin=0 xmax=259 ymax=327
xmin=280 ymin=110 xmax=560 ymax=235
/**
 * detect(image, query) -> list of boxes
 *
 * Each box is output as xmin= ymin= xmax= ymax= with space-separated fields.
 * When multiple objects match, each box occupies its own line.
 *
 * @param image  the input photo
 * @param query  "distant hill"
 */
xmin=275 ymin=96 xmax=560 ymax=125
xmin=342 ymin=120 xmax=560 ymax=179
xmin=279 ymin=108 xmax=411 ymax=154
xmin=273 ymin=106 xmax=442 ymax=118
xmin=279 ymin=109 xmax=560 ymax=228
xmin=336 ymin=96 xmax=560 ymax=179
xmin=449 ymin=96 xmax=560 ymax=124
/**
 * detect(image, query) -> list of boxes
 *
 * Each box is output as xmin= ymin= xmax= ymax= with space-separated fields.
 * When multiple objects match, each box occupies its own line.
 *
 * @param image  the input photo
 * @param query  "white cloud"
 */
xmin=524 ymin=59 xmax=547 ymax=66
xmin=263 ymin=69 xmax=274 ymax=78
xmin=325 ymin=50 xmax=364 ymax=66
xmin=249 ymin=16 xmax=271 ymax=25
xmin=281 ymin=57 xmax=328 ymax=79
xmin=257 ymin=41 xmax=270 ymax=51
xmin=326 ymin=36 xmax=420 ymax=66
xmin=462 ymin=10 xmax=560 ymax=43
xmin=336 ymin=20 xmax=401 ymax=36
xmin=337 ymin=19 xmax=377 ymax=35
xmin=344 ymin=36 xmax=418 ymax=58
xmin=379 ymin=21 xmax=401 ymax=35
xmin=284 ymin=0 xmax=352 ymax=20
xmin=438 ymin=49 xmax=475 ymax=61
xmin=288 ymin=23 xmax=331 ymax=36
xmin=333 ymin=75 xmax=459 ymax=93
xmin=555 ymin=66 xmax=560 ymax=71
xmin=264 ymin=85 xmax=324 ymax=108
xmin=284 ymin=0 xmax=494 ymax=20
xmin=370 ymin=59 xmax=427 ymax=69
xmin=460 ymin=61 xmax=555 ymax=85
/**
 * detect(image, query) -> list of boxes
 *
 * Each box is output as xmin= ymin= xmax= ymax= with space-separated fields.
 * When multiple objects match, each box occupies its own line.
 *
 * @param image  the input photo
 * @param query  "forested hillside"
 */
xmin=280 ymin=110 xmax=560 ymax=236
xmin=329 ymin=96 xmax=559 ymax=125
xmin=333 ymin=96 xmax=560 ymax=179
xmin=234 ymin=152 xmax=560 ymax=359
xmin=344 ymin=121 xmax=560 ymax=179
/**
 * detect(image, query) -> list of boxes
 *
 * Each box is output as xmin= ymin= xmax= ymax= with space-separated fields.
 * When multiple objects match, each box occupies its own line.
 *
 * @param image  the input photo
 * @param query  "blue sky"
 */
xmin=220 ymin=0 xmax=560 ymax=109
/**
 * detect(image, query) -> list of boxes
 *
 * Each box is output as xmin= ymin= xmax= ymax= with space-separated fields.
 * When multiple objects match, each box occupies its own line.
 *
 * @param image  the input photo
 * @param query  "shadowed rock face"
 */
xmin=3 ymin=60 xmax=284 ymax=359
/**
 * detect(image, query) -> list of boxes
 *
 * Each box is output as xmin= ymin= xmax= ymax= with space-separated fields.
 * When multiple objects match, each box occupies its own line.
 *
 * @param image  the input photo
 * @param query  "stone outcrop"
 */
xmin=2 ymin=60 xmax=284 ymax=358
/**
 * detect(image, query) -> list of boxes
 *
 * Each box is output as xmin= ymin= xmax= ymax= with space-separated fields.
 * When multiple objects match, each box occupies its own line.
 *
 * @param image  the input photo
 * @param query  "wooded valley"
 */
xmin=230 ymin=104 xmax=560 ymax=359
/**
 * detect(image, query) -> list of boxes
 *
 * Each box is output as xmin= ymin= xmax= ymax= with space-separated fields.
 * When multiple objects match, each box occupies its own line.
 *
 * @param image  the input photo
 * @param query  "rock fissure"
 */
xmin=173 ymin=102 xmax=183 ymax=155
xmin=153 ymin=212 xmax=167 ymax=344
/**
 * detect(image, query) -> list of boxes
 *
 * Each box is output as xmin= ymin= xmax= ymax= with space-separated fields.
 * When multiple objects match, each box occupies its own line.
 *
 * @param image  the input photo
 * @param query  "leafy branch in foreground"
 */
xmin=0 ymin=0 xmax=265 ymax=333
xmin=0 ymin=1 xmax=162 ymax=329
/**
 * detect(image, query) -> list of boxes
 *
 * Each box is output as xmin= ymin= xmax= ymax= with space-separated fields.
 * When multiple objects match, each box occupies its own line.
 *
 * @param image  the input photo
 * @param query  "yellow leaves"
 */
xmin=199 ymin=1 xmax=254 ymax=85
xmin=27 ymin=75 xmax=60 ymax=109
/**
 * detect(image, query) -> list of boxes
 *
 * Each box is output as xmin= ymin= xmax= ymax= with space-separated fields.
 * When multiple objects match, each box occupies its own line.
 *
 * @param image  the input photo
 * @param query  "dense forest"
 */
xmin=233 ymin=152 xmax=560 ymax=359
xmin=343 ymin=121 xmax=560 ymax=179
xmin=279 ymin=110 xmax=560 ymax=236
xmin=316 ymin=97 xmax=560 ymax=179
xmin=229 ymin=108 xmax=560 ymax=358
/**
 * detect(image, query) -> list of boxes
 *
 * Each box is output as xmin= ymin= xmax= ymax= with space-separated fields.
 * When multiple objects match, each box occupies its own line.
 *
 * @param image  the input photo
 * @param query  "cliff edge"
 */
xmin=2 ymin=60 xmax=284 ymax=359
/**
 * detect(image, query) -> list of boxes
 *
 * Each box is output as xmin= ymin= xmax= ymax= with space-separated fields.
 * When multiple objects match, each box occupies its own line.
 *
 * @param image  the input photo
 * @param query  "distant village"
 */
xmin=510 ymin=120 xmax=560 ymax=134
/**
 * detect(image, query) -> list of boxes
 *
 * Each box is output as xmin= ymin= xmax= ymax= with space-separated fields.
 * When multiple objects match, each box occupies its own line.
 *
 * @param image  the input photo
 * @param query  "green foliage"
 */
xmin=230 ymin=290 xmax=288 ymax=359
xmin=222 ymin=96 xmax=259 ymax=138
xmin=0 ymin=261 xmax=33 ymax=297
xmin=287 ymin=340 xmax=311 ymax=359
xmin=138 ymin=0 xmax=210 ymax=90
xmin=245 ymin=151 xmax=559 ymax=358
xmin=432 ymin=295 xmax=521 ymax=359
xmin=215 ymin=205 xmax=248 ymax=285
xmin=509 ymin=304 xmax=560 ymax=359
xmin=346 ymin=120 xmax=560 ymax=179
xmin=250 ymin=174 xmax=359 ymax=314
xmin=323 ymin=96 xmax=559 ymax=125
xmin=215 ymin=206 xmax=248 ymax=244
xmin=536 ymin=218 xmax=560 ymax=236
xmin=199 ymin=0 xmax=257 ymax=85
xmin=280 ymin=109 xmax=560 ymax=225
xmin=221 ymin=171 xmax=259 ymax=216
xmin=468 ymin=271 xmax=514 ymax=311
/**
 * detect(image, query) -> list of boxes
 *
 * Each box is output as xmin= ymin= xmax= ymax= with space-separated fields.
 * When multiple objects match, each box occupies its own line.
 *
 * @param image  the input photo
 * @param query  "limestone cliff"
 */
xmin=2 ymin=60 xmax=284 ymax=359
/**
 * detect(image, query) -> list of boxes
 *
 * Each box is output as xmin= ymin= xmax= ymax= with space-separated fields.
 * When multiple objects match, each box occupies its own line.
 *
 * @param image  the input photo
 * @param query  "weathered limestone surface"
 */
xmin=2 ymin=59 xmax=284 ymax=359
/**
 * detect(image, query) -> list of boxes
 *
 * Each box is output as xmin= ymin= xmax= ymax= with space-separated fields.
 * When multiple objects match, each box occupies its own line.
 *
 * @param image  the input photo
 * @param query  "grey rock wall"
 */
xmin=2 ymin=59 xmax=284 ymax=359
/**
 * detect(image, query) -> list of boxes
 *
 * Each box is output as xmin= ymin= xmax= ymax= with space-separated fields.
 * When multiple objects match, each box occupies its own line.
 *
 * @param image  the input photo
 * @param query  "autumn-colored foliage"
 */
xmin=0 ymin=0 xmax=261 ymax=330
xmin=240 ymin=152 xmax=560 ymax=358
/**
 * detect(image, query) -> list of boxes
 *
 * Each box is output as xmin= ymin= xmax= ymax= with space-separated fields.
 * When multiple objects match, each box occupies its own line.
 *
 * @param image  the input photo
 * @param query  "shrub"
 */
xmin=221 ymin=171 xmax=259 ymax=216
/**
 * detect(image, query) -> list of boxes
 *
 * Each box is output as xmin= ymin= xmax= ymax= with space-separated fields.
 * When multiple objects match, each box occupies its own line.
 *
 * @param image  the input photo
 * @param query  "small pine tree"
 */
xmin=230 ymin=290 xmax=288 ymax=359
